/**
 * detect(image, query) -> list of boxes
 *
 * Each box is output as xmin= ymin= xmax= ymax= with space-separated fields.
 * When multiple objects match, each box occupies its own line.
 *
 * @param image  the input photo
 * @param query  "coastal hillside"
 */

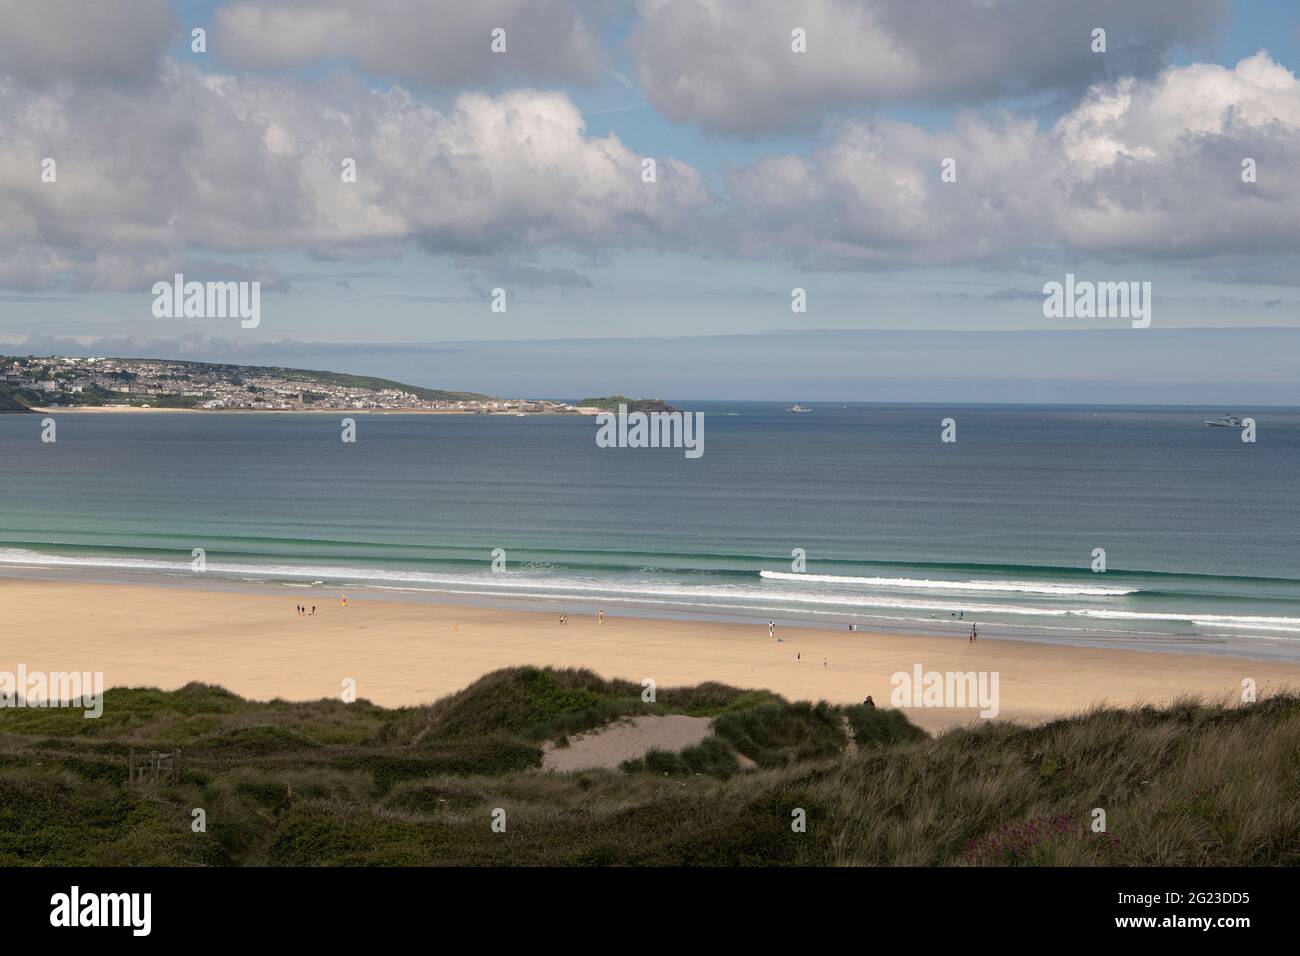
xmin=0 ymin=381 xmax=34 ymax=412
xmin=0 ymin=355 xmax=502 ymax=411
xmin=0 ymin=667 xmax=1295 ymax=866
xmin=224 ymin=363 xmax=489 ymax=403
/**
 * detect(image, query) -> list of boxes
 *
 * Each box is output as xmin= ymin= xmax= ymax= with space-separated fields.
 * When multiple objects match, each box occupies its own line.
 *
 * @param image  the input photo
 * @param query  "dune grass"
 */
xmin=1 ymin=667 xmax=1295 ymax=866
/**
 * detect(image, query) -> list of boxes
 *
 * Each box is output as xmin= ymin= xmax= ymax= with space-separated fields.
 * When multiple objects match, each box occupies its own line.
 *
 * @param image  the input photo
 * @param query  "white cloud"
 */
xmin=1 ymin=25 xmax=1295 ymax=295
xmin=720 ymin=53 xmax=1300 ymax=269
xmin=630 ymin=0 xmax=1226 ymax=134
xmin=212 ymin=0 xmax=607 ymax=87
xmin=0 ymin=65 xmax=712 ymax=291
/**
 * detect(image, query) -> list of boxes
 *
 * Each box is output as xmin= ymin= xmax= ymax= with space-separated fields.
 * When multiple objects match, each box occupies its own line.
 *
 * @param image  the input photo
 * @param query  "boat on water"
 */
xmin=787 ymin=404 xmax=812 ymax=413
xmin=1205 ymin=414 xmax=1243 ymax=427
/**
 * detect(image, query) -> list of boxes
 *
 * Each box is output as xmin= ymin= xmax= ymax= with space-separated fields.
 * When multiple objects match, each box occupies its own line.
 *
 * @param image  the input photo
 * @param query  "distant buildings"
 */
xmin=0 ymin=355 xmax=587 ymax=414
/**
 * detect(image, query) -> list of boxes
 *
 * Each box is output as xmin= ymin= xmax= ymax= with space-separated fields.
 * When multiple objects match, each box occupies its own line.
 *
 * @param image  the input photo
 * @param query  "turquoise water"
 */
xmin=1 ymin=404 xmax=1298 ymax=658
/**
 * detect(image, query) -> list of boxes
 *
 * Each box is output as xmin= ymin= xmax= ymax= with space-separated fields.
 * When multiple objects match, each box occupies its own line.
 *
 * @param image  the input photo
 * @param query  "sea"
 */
xmin=1 ymin=404 xmax=1298 ymax=660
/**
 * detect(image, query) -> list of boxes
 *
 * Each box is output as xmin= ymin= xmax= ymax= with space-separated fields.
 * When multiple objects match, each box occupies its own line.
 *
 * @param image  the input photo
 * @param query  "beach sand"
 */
xmin=3 ymin=579 xmax=1298 ymax=734
xmin=541 ymin=714 xmax=714 ymax=772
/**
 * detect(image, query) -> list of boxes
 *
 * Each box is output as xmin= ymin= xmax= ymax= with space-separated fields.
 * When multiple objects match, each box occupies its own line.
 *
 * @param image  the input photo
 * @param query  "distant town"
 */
xmin=0 ymin=355 xmax=669 ymax=415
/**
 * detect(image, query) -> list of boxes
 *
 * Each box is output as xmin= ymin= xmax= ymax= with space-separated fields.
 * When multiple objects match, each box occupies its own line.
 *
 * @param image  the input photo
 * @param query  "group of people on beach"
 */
xmin=774 ymin=619 xmax=863 ymax=638
xmin=769 ymin=621 xmax=829 ymax=668
xmin=296 ymin=604 xmax=316 ymax=616
xmin=768 ymin=615 xmax=977 ymax=681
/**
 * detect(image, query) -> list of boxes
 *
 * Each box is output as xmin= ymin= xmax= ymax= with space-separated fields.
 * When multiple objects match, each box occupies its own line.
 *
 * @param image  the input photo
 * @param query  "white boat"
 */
xmin=1205 ymin=414 xmax=1243 ymax=427
xmin=787 ymin=403 xmax=812 ymax=413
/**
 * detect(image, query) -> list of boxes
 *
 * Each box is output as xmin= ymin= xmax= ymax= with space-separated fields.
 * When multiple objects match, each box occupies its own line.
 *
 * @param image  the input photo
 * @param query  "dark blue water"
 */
xmin=1 ymin=404 xmax=1297 ymax=657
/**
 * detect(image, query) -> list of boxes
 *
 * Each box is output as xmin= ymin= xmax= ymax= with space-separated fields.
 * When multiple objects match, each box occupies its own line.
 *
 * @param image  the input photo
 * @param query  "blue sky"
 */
xmin=0 ymin=0 xmax=1297 ymax=399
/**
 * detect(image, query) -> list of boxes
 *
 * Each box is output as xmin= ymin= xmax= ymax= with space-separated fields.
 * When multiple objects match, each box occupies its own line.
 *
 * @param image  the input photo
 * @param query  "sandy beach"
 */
xmin=4 ymin=579 xmax=1298 ymax=734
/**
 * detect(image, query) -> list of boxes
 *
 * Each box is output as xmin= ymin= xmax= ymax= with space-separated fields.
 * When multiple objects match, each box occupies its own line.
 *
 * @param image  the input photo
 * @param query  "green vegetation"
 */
xmin=578 ymin=396 xmax=680 ymax=413
xmin=623 ymin=736 xmax=743 ymax=778
xmin=49 ymin=384 xmax=120 ymax=407
xmin=46 ymin=384 xmax=208 ymax=409
xmin=1 ymin=669 xmax=1295 ymax=866
xmin=0 ymin=381 xmax=34 ymax=412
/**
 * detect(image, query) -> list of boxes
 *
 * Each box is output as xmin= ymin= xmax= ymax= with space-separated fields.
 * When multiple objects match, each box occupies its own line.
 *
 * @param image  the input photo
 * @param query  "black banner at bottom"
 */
xmin=0 ymin=865 xmax=1280 ymax=941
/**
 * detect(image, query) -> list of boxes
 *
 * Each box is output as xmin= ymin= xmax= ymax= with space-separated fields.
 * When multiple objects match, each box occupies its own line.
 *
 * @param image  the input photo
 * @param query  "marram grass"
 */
xmin=1 ymin=667 xmax=1295 ymax=866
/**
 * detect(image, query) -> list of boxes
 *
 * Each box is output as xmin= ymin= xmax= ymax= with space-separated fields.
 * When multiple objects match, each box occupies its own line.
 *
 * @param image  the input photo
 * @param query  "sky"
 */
xmin=0 ymin=0 xmax=1297 ymax=401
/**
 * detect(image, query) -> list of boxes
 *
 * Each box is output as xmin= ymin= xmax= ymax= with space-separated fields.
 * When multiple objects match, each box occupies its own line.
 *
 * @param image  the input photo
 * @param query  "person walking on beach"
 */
xmin=970 ymin=624 xmax=978 ymax=642
xmin=598 ymin=608 xmax=604 ymax=624
xmin=311 ymin=605 xmax=316 ymax=616
xmin=768 ymin=620 xmax=774 ymax=639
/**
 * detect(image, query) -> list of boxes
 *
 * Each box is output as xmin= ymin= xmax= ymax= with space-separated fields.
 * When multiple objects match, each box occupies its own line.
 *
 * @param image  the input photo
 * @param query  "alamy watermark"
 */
xmin=891 ymin=664 xmax=1000 ymax=718
xmin=50 ymin=886 xmax=150 ymax=936
xmin=1043 ymin=273 xmax=1151 ymax=328
xmin=152 ymin=273 xmax=260 ymax=328
xmin=595 ymin=403 xmax=704 ymax=459
xmin=0 ymin=665 xmax=103 ymax=718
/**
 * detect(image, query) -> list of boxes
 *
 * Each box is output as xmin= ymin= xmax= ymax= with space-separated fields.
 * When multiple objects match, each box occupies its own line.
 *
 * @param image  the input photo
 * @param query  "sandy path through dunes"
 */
xmin=541 ymin=715 xmax=713 ymax=772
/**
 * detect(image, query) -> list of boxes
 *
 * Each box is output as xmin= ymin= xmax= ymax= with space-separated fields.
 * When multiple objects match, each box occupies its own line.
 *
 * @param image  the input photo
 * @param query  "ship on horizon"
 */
xmin=1205 ymin=414 xmax=1243 ymax=427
